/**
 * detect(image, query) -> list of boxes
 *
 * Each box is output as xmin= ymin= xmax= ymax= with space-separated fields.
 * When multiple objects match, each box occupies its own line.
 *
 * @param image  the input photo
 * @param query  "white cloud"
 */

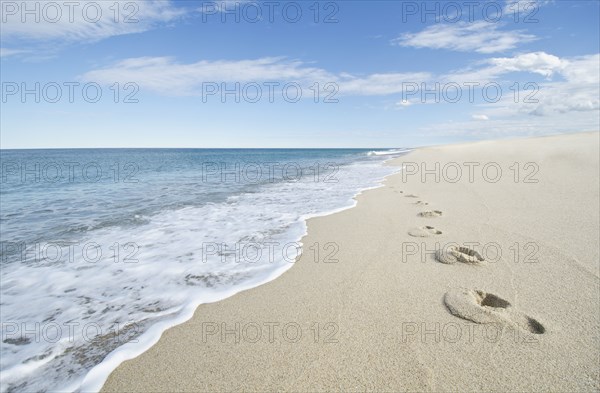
xmin=441 ymin=52 xmax=570 ymax=84
xmin=560 ymin=54 xmax=600 ymax=84
xmin=0 ymin=48 xmax=30 ymax=58
xmin=82 ymin=57 xmax=333 ymax=96
xmin=393 ymin=21 xmax=537 ymax=54
xmin=80 ymin=52 xmax=599 ymax=123
xmin=488 ymin=52 xmax=566 ymax=77
xmin=504 ymin=0 xmax=552 ymax=14
xmin=337 ymin=72 xmax=432 ymax=96
xmin=472 ymin=53 xmax=600 ymax=117
xmin=0 ymin=0 xmax=185 ymax=43
xmin=81 ymin=56 xmax=432 ymax=97
xmin=421 ymin=54 xmax=598 ymax=136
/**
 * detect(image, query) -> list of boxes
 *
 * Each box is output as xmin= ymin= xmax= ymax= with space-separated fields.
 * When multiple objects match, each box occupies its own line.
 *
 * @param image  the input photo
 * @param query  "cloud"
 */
xmin=337 ymin=72 xmax=432 ymax=96
xmin=0 ymin=0 xmax=186 ymax=43
xmin=81 ymin=57 xmax=333 ymax=95
xmin=478 ymin=54 xmax=599 ymax=117
xmin=488 ymin=52 xmax=566 ymax=77
xmin=441 ymin=52 xmax=569 ymax=84
xmin=504 ymin=0 xmax=552 ymax=14
xmin=393 ymin=21 xmax=537 ymax=53
xmin=0 ymin=48 xmax=30 ymax=58
xmin=560 ymin=54 xmax=600 ymax=84
xmin=80 ymin=52 xmax=599 ymax=121
xmin=81 ymin=56 xmax=432 ymax=97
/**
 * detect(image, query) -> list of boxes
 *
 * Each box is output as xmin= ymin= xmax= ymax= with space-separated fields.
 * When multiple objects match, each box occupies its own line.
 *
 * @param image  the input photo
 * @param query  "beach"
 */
xmin=101 ymin=131 xmax=600 ymax=392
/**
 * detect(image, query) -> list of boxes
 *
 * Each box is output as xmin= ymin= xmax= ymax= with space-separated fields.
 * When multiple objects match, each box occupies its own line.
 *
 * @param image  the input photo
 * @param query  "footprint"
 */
xmin=394 ymin=190 xmax=404 ymax=194
xmin=405 ymin=194 xmax=419 ymax=198
xmin=418 ymin=210 xmax=442 ymax=218
xmin=435 ymin=245 xmax=484 ymax=265
xmin=444 ymin=288 xmax=546 ymax=335
xmin=414 ymin=201 xmax=429 ymax=206
xmin=408 ymin=226 xmax=442 ymax=237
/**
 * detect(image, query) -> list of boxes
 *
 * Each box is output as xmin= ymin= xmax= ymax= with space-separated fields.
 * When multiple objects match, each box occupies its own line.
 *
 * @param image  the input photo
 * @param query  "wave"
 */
xmin=367 ymin=149 xmax=412 ymax=156
xmin=0 ymin=153 xmax=401 ymax=392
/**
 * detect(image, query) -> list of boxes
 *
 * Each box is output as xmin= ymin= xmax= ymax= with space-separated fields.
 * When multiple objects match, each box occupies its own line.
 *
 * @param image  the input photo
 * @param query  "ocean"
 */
xmin=0 ymin=148 xmax=407 ymax=392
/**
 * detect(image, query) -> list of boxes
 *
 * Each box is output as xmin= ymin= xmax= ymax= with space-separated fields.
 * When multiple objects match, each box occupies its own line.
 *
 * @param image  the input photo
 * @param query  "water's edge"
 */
xmin=78 ymin=156 xmax=407 ymax=392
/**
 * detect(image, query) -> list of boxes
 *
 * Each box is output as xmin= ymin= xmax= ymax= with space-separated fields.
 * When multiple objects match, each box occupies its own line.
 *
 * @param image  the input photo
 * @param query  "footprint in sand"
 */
xmin=408 ymin=226 xmax=442 ymax=237
xmin=418 ymin=210 xmax=442 ymax=218
xmin=394 ymin=190 xmax=404 ymax=194
xmin=405 ymin=194 xmax=419 ymax=198
xmin=414 ymin=201 xmax=429 ymax=206
xmin=444 ymin=288 xmax=546 ymax=334
xmin=435 ymin=245 xmax=484 ymax=265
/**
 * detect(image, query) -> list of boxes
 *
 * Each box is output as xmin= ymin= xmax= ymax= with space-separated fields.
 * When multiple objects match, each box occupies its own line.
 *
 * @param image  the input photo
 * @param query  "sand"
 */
xmin=102 ymin=131 xmax=600 ymax=392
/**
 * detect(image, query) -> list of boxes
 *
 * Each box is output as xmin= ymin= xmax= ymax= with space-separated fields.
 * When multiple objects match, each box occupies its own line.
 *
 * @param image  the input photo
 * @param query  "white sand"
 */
xmin=102 ymin=131 xmax=600 ymax=392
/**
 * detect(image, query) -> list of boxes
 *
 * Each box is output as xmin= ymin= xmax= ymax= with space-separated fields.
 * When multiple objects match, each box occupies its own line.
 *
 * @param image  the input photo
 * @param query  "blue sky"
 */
xmin=1 ymin=0 xmax=599 ymax=148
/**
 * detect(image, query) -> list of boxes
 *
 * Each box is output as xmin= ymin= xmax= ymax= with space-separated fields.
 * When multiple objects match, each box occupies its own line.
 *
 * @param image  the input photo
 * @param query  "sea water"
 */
xmin=0 ymin=148 xmax=408 ymax=392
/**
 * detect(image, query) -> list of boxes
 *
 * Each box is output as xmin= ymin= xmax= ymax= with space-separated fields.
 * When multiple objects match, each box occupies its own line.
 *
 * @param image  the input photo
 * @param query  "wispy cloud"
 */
xmin=81 ymin=57 xmax=333 ymax=95
xmin=337 ymin=72 xmax=432 ymax=96
xmin=500 ymin=54 xmax=599 ymax=116
xmin=451 ymin=53 xmax=599 ymax=117
xmin=436 ymin=53 xmax=599 ymax=136
xmin=0 ymin=48 xmax=30 ymax=58
xmin=396 ymin=100 xmax=413 ymax=108
xmin=393 ymin=21 xmax=537 ymax=54
xmin=442 ymin=52 xmax=567 ymax=83
xmin=80 ymin=51 xmax=599 ymax=123
xmin=504 ymin=0 xmax=552 ymax=14
xmin=0 ymin=0 xmax=186 ymax=43
xmin=80 ymin=56 xmax=432 ymax=97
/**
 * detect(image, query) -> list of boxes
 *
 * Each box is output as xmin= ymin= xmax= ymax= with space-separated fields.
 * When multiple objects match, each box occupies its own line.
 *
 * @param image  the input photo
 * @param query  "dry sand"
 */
xmin=102 ymin=131 xmax=600 ymax=392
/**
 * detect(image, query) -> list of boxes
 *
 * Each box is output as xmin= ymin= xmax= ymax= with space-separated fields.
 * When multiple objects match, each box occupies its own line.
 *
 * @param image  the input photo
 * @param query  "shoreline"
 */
xmin=101 ymin=131 xmax=599 ymax=392
xmin=79 ymin=154 xmax=402 ymax=392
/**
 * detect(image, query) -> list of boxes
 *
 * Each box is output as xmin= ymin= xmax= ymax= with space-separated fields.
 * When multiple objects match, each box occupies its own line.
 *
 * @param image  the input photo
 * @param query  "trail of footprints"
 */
xmin=397 ymin=188 xmax=546 ymax=335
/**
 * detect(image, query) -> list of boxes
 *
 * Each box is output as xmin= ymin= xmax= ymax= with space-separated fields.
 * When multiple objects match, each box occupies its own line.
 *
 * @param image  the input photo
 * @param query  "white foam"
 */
xmin=1 ymin=157 xmax=401 ymax=392
xmin=367 ymin=149 xmax=412 ymax=156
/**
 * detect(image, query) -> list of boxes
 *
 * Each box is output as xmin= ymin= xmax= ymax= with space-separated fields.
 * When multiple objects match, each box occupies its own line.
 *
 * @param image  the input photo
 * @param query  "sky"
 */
xmin=1 ymin=0 xmax=599 ymax=148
